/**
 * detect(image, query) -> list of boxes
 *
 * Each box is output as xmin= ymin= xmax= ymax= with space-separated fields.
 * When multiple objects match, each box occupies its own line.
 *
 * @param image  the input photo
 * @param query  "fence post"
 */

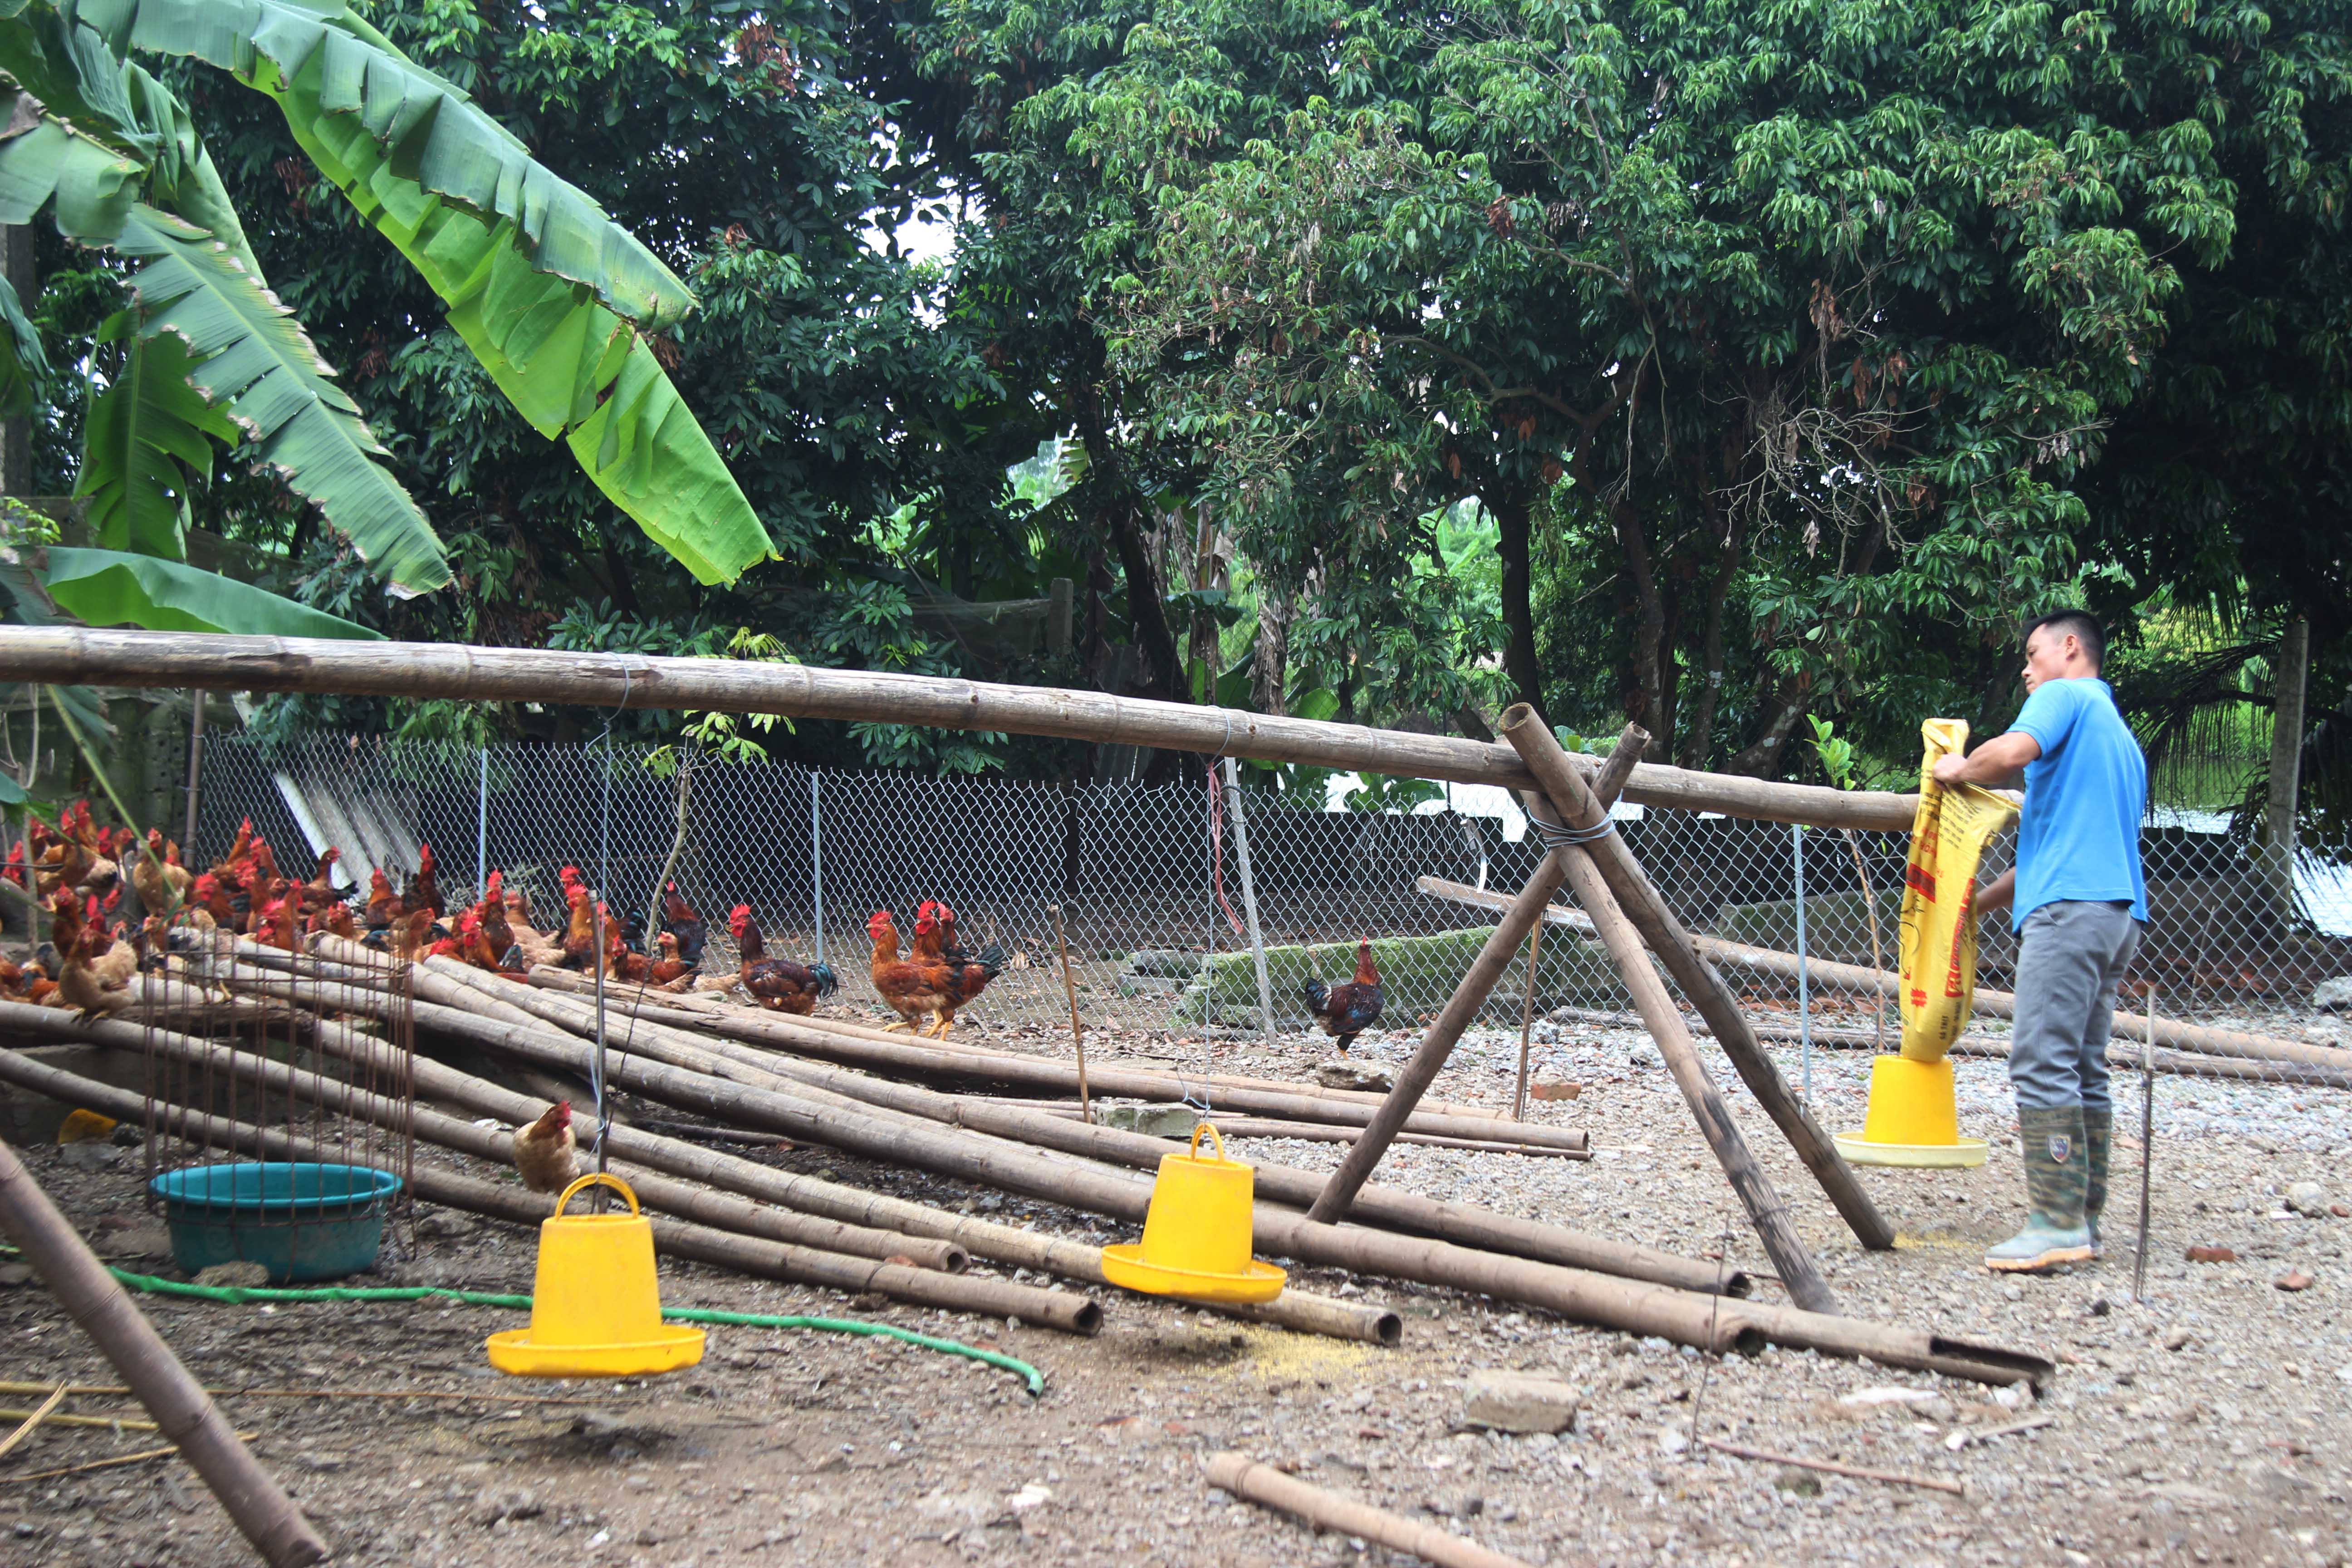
xmin=1222 ymin=757 xmax=1278 ymax=1046
xmin=182 ymin=691 xmax=205 ymax=854
xmin=808 ymin=770 xmax=825 ymax=965
xmin=475 ymin=744 xmax=488 ymax=897
xmin=1793 ymin=822 xmax=1811 ymax=1104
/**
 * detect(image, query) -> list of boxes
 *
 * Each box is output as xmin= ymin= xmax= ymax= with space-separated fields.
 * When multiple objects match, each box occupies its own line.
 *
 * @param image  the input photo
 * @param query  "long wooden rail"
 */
xmin=0 ymin=627 xmax=1916 ymax=830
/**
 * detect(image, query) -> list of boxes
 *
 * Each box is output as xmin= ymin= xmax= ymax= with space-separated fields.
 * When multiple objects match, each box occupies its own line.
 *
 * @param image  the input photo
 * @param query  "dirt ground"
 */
xmin=3 ymin=1014 xmax=2348 ymax=1568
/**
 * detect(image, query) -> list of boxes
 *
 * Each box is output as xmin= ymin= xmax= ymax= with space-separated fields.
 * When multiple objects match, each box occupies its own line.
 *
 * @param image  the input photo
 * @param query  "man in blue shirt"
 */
xmin=1932 ymin=610 xmax=2148 ymax=1274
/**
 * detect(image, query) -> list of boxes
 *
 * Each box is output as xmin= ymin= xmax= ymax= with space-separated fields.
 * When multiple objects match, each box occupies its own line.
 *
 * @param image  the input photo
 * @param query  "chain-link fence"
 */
xmin=185 ymin=735 xmax=2352 ymax=1088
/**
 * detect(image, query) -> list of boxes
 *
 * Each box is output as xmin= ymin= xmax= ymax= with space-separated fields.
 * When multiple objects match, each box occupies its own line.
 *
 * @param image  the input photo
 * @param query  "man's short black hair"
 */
xmin=2022 ymin=609 xmax=2104 ymax=670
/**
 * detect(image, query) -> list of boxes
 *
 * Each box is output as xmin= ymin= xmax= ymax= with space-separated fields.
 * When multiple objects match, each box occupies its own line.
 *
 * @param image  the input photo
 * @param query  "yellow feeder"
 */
xmin=1101 ymin=1123 xmax=1286 ymax=1303
xmin=486 ymin=1174 xmax=706 ymax=1377
xmin=1834 ymin=1055 xmax=1989 ymax=1168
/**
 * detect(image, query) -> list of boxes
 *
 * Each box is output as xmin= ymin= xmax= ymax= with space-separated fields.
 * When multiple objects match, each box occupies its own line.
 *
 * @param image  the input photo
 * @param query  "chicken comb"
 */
xmin=729 ymin=904 xmax=752 ymax=920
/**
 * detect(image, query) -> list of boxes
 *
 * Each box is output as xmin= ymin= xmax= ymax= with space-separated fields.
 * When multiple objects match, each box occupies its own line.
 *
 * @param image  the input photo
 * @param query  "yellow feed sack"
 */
xmin=1896 ymin=719 xmax=2019 ymax=1063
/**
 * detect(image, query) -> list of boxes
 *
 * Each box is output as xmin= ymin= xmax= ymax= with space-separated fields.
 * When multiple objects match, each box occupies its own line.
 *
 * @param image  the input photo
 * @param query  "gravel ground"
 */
xmin=3 ymin=1013 xmax=2349 ymax=1568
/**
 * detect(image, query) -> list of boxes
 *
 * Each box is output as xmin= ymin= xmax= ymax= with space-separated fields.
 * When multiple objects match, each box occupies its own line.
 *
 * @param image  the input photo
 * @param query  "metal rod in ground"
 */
xmin=808 ymin=772 xmax=824 ymax=966
xmin=475 ymin=743 xmax=487 ymax=897
xmin=591 ymin=897 xmax=611 ymax=1180
xmin=2135 ymin=990 xmax=2157 ymax=1303
xmin=1513 ymin=914 xmax=1544 ymax=1122
xmin=1207 ymin=1451 xmax=1535 ymax=1568
xmin=1499 ymin=704 xmax=1896 ymax=1254
xmin=1305 ymin=725 xmax=1647 ymax=1227
xmin=1793 ymin=821 xmax=1812 ymax=1104
xmin=1221 ymin=757 xmax=1278 ymax=1048
xmin=1049 ymin=904 xmax=1091 ymax=1123
xmin=0 ymin=1135 xmax=329 ymax=1567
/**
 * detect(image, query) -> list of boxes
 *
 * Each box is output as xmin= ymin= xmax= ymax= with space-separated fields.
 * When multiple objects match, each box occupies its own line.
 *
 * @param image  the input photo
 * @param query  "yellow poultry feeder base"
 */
xmin=486 ymin=1173 xmax=706 ymax=1379
xmin=1835 ymin=1055 xmax=1989 ymax=1170
xmin=1101 ymin=1123 xmax=1286 ymax=1304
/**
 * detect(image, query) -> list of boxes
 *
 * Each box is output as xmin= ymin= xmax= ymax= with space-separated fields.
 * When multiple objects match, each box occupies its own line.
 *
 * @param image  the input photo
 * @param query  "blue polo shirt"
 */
xmin=2008 ymin=676 xmax=2148 ymax=930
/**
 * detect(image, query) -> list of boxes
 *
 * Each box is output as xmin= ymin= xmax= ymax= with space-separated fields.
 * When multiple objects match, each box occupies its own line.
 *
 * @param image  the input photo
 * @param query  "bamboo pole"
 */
xmin=1499 ymin=706 xmax=1896 ymax=1254
xmin=1512 ymin=915 xmax=1545 ymax=1122
xmin=409 ymin=959 xmax=1701 ymax=1293
xmin=1030 ymin=1110 xmax=1591 ymax=1157
xmin=1305 ymin=727 xmax=1647 ymax=1226
xmin=1540 ymin=789 xmax=1838 ymax=1313
xmin=208 ymin=992 xmax=1394 ymax=1346
xmin=1049 ymin=904 xmax=1091 ymax=1123
xmin=0 ymin=1136 xmax=329 ymax=1568
xmin=0 ymin=1040 xmax=1102 ymax=1336
xmin=521 ymin=963 xmax=1593 ymax=1149
xmin=1207 ymin=1452 xmax=1535 ymax=1568
xmin=530 ymin=964 xmax=1536 ymax=1124
xmin=0 ymin=626 xmax=1921 ymax=831
xmin=280 ymin=970 xmax=2049 ymax=1380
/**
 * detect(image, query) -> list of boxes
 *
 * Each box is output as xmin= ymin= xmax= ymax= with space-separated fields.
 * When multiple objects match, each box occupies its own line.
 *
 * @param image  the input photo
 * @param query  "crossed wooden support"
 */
xmin=1305 ymin=707 xmax=1895 ymax=1316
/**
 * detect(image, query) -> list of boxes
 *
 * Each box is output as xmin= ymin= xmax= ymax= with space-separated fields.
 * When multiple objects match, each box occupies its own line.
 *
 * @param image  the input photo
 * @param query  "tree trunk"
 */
xmin=1610 ymin=495 xmax=1667 ymax=757
xmin=1489 ymin=483 xmax=1544 ymax=718
xmin=1251 ymin=573 xmax=1292 ymax=716
xmin=1678 ymin=492 xmax=1749 ymax=769
xmin=1728 ymin=674 xmax=1812 ymax=777
xmin=2265 ymin=618 xmax=2309 ymax=920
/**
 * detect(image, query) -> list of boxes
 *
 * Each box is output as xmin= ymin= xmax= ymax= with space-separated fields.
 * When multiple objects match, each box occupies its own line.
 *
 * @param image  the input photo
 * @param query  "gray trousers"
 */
xmin=2009 ymin=900 xmax=2141 ymax=1113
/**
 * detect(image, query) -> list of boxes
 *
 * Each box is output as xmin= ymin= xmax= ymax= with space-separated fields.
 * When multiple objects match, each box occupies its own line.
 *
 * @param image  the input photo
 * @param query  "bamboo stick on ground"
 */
xmin=0 ymin=1135 xmax=329 ymax=1568
xmin=1023 ymin=1108 xmax=1591 ymax=1157
xmin=1207 ymin=1451 xmax=1536 ymax=1568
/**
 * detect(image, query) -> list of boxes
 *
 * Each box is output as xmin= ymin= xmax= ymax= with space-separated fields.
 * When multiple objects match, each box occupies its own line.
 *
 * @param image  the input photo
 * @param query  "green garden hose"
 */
xmin=2 ymin=1247 xmax=1045 ymax=1395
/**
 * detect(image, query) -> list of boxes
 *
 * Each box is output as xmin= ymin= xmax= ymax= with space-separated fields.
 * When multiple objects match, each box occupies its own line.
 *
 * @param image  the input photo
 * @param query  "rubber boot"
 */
xmin=1986 ymin=1105 xmax=2095 ymax=1273
xmin=2082 ymin=1107 xmax=2112 ymax=1260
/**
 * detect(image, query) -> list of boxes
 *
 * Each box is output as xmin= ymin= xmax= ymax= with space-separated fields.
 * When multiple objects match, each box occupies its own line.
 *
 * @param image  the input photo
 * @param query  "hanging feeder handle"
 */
xmin=1188 ymin=1122 xmax=1228 ymax=1163
xmin=551 ymin=1172 xmax=641 ymax=1217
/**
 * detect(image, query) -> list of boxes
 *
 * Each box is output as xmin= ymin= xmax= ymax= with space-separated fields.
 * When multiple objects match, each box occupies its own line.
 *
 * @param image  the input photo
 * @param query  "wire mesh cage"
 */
xmin=180 ymin=732 xmax=2352 ymax=1102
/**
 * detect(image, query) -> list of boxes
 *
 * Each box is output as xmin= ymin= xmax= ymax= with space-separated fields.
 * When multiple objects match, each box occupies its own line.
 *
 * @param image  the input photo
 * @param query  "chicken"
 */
xmin=192 ymin=871 xmax=236 ymax=929
xmin=728 ymin=905 xmax=838 ymax=1014
xmin=296 ymin=847 xmax=343 ymax=912
xmin=387 ymin=906 xmax=438 ymax=964
xmin=866 ymin=909 xmax=946 ymax=1034
xmin=660 ymin=882 xmax=707 ymax=968
xmin=473 ymin=872 xmax=526 ymax=972
xmin=58 ymin=906 xmax=138 ymax=1023
xmin=309 ymin=901 xmax=358 ymax=942
xmin=557 ymin=882 xmax=598 ymax=970
xmin=647 ymin=931 xmax=699 ymax=990
xmin=912 ymin=902 xmax=997 ymax=1034
xmin=1303 ymin=939 xmax=1384 ymax=1057
xmin=132 ymin=827 xmax=193 ymax=919
xmin=363 ymin=868 xmax=402 ymax=932
xmin=252 ymin=893 xmax=298 ymax=953
xmin=511 ymin=1101 xmax=579 ymax=1194
xmin=410 ymin=842 xmax=446 ymax=921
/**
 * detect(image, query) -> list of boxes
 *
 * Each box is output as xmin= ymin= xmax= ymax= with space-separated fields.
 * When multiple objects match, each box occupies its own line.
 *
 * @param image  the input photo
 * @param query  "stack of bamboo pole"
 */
xmin=0 ymin=931 xmax=2051 ymax=1379
xmin=25 ymin=937 xmax=2037 ymax=1383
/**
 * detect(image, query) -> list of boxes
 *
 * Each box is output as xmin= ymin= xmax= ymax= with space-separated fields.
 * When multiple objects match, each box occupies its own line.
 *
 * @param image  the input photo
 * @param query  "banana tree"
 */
xmin=0 ymin=0 xmax=775 ymax=637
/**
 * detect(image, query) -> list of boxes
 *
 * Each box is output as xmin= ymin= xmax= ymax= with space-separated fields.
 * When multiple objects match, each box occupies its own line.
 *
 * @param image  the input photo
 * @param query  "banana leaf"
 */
xmin=0 ymin=270 xmax=48 ymax=415
xmin=41 ymin=545 xmax=382 ymax=637
xmin=74 ymin=326 xmax=233 ymax=557
xmin=74 ymin=0 xmax=774 ymax=585
xmin=113 ymin=203 xmax=446 ymax=590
